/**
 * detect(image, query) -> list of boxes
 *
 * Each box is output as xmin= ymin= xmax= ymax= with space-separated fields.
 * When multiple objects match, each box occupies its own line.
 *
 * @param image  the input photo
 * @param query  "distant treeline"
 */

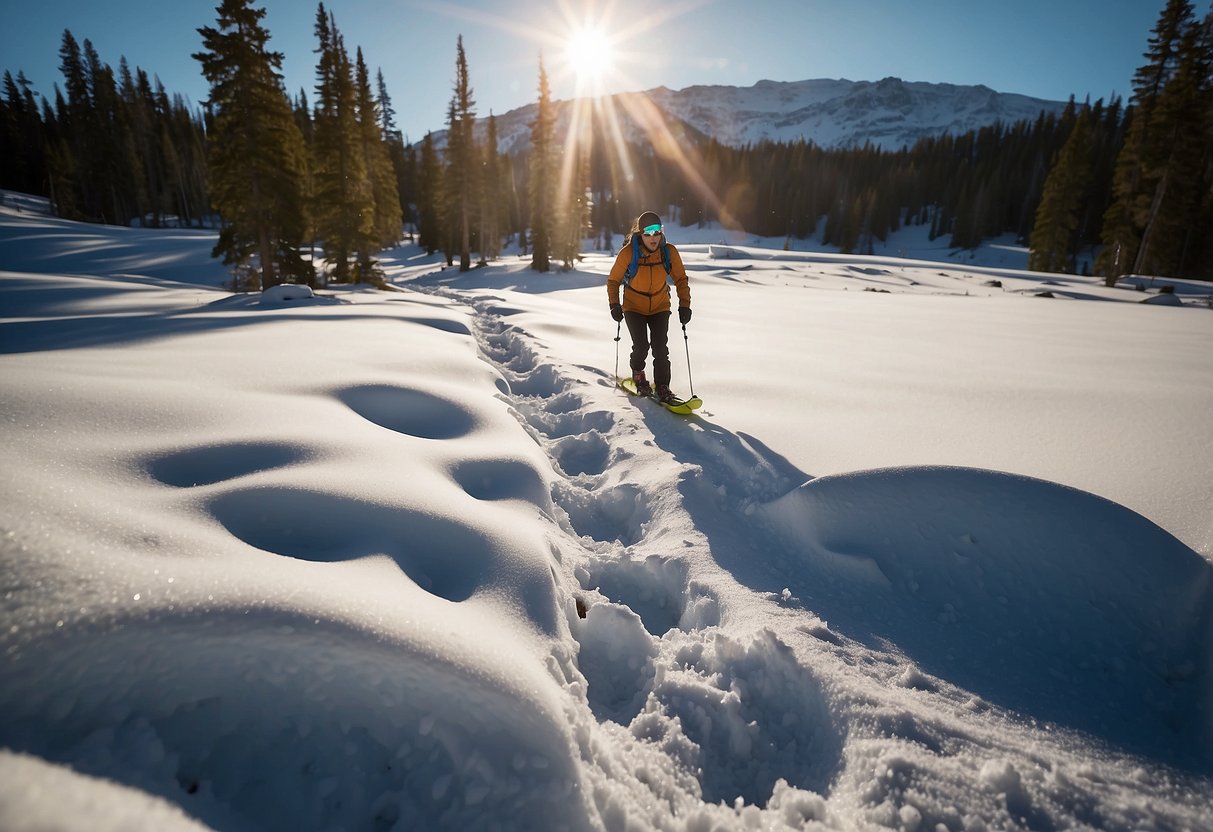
xmin=2 ymin=0 xmax=1210 ymax=285
xmin=1 ymin=32 xmax=211 ymax=231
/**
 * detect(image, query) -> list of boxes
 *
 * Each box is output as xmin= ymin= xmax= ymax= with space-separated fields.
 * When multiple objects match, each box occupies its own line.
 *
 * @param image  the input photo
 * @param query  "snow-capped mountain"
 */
xmin=443 ymin=76 xmax=1068 ymax=154
xmin=650 ymin=77 xmax=1068 ymax=149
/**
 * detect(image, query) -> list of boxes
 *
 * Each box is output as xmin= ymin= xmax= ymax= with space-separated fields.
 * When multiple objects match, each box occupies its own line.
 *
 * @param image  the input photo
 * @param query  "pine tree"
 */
xmin=0 ymin=71 xmax=47 ymax=196
xmin=445 ymin=36 xmax=477 ymax=272
xmin=529 ymin=55 xmax=555 ymax=272
xmin=1142 ymin=11 xmax=1213 ymax=277
xmin=82 ymin=38 xmax=140 ymax=224
xmin=376 ymin=68 xmax=397 ymax=139
xmin=399 ymin=143 xmax=419 ymax=240
xmin=120 ymin=61 xmax=154 ymax=225
xmin=194 ymin=0 xmax=311 ymax=289
xmin=479 ymin=113 xmax=503 ymax=265
xmin=556 ymin=116 xmax=591 ymax=269
xmin=291 ymin=87 xmax=316 ymax=249
xmin=354 ymin=48 xmax=402 ymax=271
xmin=377 ymin=67 xmax=412 ymax=237
xmin=1030 ymin=108 xmax=1094 ymax=273
xmin=54 ymin=30 xmax=94 ymax=220
xmin=45 ymin=88 xmax=80 ymax=219
xmin=1189 ymin=10 xmax=1213 ymax=277
xmin=166 ymin=88 xmax=211 ymax=228
xmin=311 ymin=4 xmax=371 ymax=283
xmin=1097 ymin=0 xmax=1209 ymax=281
xmin=417 ymin=132 xmax=441 ymax=254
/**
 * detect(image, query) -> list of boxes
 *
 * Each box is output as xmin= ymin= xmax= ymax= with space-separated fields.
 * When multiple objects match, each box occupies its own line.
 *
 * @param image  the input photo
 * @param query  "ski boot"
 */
xmin=632 ymin=371 xmax=652 ymax=397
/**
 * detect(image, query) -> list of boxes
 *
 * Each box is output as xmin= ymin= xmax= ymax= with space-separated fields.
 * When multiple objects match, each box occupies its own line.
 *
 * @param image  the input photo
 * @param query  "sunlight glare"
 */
xmin=565 ymin=26 xmax=615 ymax=85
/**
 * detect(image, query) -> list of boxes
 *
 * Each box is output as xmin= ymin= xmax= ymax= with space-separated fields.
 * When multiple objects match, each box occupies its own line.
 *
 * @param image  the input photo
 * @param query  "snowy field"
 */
xmin=1 ymin=196 xmax=1211 ymax=831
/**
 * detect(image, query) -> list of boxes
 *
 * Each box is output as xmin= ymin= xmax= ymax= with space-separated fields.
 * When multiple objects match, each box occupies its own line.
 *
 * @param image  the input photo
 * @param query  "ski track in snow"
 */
xmin=459 ymin=289 xmax=850 ymax=810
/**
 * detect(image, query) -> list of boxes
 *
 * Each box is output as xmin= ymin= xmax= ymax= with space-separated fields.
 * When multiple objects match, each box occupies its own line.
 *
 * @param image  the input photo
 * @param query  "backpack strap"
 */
xmin=621 ymin=235 xmax=672 ymax=294
xmin=622 ymin=235 xmax=643 ymax=283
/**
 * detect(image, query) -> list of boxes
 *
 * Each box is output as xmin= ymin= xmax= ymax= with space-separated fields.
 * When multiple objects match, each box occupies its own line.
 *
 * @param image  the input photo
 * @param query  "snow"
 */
xmin=259 ymin=283 xmax=316 ymax=303
xmin=1 ymin=197 xmax=1211 ymax=830
xmin=647 ymin=77 xmax=1068 ymax=150
xmin=481 ymin=78 xmax=1068 ymax=156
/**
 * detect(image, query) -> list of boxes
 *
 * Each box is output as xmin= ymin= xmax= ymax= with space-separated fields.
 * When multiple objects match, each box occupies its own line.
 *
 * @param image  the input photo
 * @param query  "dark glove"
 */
xmin=678 ymin=307 xmax=692 ymax=325
xmin=610 ymin=304 xmax=624 ymax=322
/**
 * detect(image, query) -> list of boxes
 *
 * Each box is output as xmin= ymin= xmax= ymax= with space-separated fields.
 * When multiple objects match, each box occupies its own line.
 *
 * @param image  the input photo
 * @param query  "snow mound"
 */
xmin=1 ymin=617 xmax=589 ymax=831
xmin=259 ymin=283 xmax=315 ymax=303
xmin=0 ymin=750 xmax=213 ymax=832
xmin=760 ymin=464 xmax=1213 ymax=768
xmin=1141 ymin=291 xmax=1185 ymax=306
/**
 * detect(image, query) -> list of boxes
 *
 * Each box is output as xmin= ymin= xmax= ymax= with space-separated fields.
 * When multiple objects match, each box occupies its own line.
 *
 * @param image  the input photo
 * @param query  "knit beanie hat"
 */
xmin=637 ymin=211 xmax=661 ymax=230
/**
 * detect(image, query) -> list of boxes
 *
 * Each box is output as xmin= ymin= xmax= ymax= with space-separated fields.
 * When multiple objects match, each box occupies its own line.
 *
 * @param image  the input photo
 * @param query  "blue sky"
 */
xmin=2 ymin=0 xmax=1205 ymax=144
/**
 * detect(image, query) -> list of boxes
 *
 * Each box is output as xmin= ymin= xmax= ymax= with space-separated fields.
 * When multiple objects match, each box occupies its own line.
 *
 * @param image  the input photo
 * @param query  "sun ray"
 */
xmin=611 ymin=90 xmax=738 ymax=229
xmin=419 ymin=0 xmax=730 ymax=232
xmin=558 ymin=93 xmax=592 ymax=214
xmin=595 ymin=93 xmax=638 ymax=185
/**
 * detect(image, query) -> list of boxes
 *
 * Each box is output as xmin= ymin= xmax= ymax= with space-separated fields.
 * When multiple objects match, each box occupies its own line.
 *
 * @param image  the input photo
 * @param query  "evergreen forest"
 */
xmin=1 ymin=0 xmax=1210 ymax=288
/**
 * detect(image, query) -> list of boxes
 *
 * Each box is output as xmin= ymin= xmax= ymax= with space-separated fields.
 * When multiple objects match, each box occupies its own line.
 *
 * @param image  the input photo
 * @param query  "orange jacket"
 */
xmin=607 ymin=240 xmax=691 ymax=316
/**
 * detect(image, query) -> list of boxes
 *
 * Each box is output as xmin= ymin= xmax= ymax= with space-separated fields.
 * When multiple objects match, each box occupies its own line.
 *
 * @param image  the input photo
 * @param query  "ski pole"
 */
xmin=682 ymin=323 xmax=695 ymax=397
xmin=614 ymin=320 xmax=622 ymax=382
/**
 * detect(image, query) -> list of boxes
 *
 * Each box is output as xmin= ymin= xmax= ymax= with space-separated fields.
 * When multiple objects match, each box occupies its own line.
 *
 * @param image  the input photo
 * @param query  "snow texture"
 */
xmin=1 ymin=196 xmax=1211 ymax=831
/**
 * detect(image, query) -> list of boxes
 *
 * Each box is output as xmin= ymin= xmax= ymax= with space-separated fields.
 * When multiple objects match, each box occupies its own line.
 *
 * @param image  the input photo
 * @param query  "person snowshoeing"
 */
xmin=607 ymin=211 xmax=692 ymax=403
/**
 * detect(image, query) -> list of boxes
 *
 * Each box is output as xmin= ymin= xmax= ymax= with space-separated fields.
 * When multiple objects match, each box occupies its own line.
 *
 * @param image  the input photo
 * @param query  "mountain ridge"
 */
xmin=432 ymin=76 xmax=1069 ymax=154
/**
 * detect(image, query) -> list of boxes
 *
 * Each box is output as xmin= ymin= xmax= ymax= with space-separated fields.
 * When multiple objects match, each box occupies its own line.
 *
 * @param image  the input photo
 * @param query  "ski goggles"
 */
xmin=641 ymin=223 xmax=663 ymax=236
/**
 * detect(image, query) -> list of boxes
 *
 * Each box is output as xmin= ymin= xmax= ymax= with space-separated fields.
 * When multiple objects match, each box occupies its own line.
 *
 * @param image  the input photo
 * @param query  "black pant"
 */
xmin=624 ymin=311 xmax=671 ymax=386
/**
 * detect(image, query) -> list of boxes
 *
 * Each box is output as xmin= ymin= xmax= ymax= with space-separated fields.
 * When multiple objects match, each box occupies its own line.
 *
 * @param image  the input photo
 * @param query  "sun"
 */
xmin=565 ymin=25 xmax=615 ymax=86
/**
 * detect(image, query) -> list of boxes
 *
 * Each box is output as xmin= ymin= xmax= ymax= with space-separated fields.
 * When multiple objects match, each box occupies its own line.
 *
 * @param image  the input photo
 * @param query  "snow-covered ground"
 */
xmin=1 ymin=197 xmax=1211 ymax=831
